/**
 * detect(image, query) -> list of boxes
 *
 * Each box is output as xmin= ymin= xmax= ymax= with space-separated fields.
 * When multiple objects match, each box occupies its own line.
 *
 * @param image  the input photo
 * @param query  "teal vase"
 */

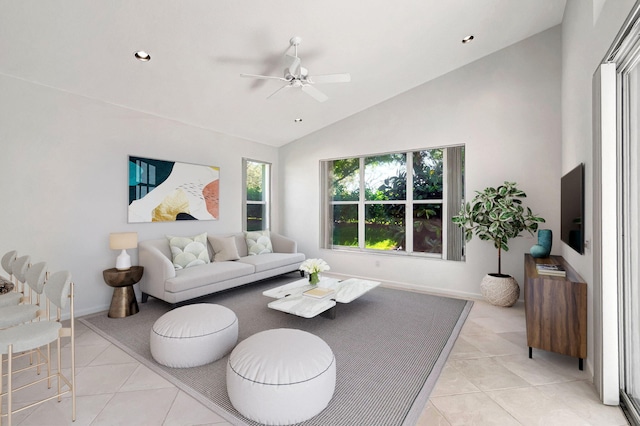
xmin=530 ymin=229 xmax=552 ymax=258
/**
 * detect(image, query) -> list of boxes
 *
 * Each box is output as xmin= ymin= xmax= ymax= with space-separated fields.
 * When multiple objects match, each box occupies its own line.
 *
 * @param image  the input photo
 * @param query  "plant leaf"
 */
xmin=454 ymin=182 xmax=544 ymax=255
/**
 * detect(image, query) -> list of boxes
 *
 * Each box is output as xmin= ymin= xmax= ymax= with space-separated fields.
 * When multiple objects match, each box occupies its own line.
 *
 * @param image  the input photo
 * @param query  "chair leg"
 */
xmin=8 ymin=344 xmax=13 ymax=426
xmin=71 ymin=330 xmax=76 ymax=421
xmin=69 ymin=283 xmax=77 ymax=421
xmin=47 ymin=343 xmax=52 ymax=388
xmin=1 ymin=353 xmax=4 ymax=420
xmin=57 ymin=338 xmax=62 ymax=402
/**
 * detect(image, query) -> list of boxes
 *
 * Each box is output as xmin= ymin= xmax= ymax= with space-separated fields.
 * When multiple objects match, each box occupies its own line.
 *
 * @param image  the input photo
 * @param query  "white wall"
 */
xmin=0 ymin=74 xmax=279 ymax=317
xmin=561 ymin=0 xmax=633 ymax=295
xmin=561 ymin=0 xmax=635 ymax=399
xmin=279 ymin=27 xmax=562 ymax=300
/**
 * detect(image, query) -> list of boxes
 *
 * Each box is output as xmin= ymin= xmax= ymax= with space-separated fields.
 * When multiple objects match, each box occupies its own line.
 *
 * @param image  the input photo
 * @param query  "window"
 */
xmin=322 ymin=146 xmax=464 ymax=259
xmin=243 ymin=159 xmax=270 ymax=231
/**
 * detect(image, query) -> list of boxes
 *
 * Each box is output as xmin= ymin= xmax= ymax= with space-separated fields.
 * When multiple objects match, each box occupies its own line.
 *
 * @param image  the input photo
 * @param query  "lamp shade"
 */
xmin=109 ymin=232 xmax=138 ymax=250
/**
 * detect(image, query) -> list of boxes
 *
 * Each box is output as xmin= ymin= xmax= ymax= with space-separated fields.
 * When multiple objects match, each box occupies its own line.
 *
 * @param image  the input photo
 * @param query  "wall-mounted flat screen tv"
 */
xmin=561 ymin=163 xmax=584 ymax=254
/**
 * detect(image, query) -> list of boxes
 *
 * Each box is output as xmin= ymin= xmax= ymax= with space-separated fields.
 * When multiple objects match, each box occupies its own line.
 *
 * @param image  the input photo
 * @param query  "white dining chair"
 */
xmin=10 ymin=256 xmax=30 ymax=301
xmin=0 ymin=262 xmax=47 ymax=329
xmin=0 ymin=270 xmax=75 ymax=426
xmin=0 ymin=251 xmax=20 ymax=308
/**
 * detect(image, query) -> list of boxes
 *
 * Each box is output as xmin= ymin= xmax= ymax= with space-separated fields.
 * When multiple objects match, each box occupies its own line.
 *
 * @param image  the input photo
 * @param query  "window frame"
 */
xmin=321 ymin=145 xmax=464 ymax=259
xmin=242 ymin=158 xmax=271 ymax=231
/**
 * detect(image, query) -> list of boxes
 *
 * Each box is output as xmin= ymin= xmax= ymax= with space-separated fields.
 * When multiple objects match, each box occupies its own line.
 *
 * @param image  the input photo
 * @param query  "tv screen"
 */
xmin=561 ymin=163 xmax=584 ymax=254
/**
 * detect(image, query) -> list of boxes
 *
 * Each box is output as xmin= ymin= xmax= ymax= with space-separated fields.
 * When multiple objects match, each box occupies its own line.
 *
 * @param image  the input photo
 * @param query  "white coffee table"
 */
xmin=263 ymin=277 xmax=380 ymax=319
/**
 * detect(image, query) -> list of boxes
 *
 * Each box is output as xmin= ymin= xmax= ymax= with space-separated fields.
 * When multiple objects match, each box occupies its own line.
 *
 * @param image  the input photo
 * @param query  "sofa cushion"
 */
xmin=245 ymin=230 xmax=273 ymax=256
xmin=209 ymin=236 xmax=240 ymax=262
xmin=166 ymin=233 xmax=210 ymax=270
xmin=234 ymin=234 xmax=248 ymax=257
xmin=237 ymin=252 xmax=306 ymax=273
xmin=165 ymin=261 xmax=255 ymax=293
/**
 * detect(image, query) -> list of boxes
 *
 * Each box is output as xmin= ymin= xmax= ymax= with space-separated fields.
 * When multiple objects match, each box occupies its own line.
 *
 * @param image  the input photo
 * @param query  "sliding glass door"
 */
xmin=620 ymin=61 xmax=640 ymax=424
xmin=610 ymin=6 xmax=640 ymax=423
xmin=619 ymin=57 xmax=640 ymax=426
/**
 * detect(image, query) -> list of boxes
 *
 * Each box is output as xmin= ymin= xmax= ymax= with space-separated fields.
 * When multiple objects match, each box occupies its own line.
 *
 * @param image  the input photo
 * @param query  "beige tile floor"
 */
xmin=418 ymin=300 xmax=629 ymax=426
xmin=1 ymin=298 xmax=629 ymax=425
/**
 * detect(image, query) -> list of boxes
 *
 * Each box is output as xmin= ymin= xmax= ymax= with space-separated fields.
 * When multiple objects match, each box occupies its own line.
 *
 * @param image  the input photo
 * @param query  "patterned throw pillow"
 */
xmin=166 ymin=232 xmax=210 ymax=270
xmin=245 ymin=230 xmax=273 ymax=256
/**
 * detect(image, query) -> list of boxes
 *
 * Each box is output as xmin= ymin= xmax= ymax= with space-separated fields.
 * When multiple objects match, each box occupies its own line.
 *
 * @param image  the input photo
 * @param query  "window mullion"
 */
xmin=406 ymin=151 xmax=414 ymax=254
xmin=358 ymin=157 xmax=366 ymax=249
xmin=442 ymin=148 xmax=449 ymax=260
xmin=264 ymin=163 xmax=270 ymax=230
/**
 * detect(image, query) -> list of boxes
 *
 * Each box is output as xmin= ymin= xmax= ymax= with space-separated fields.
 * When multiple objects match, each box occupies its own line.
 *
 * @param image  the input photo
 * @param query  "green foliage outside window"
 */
xmin=413 ymin=150 xmax=444 ymax=200
xmin=246 ymin=160 xmax=269 ymax=231
xmin=246 ymin=162 xmax=264 ymax=201
xmin=330 ymin=149 xmax=447 ymax=252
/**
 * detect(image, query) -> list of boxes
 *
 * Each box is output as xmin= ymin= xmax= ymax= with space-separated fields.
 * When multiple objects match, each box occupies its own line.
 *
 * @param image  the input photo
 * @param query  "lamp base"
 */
xmin=115 ymin=249 xmax=131 ymax=271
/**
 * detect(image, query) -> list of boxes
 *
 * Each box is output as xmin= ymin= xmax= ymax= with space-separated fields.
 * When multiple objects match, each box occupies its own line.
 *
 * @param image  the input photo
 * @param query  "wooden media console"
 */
xmin=524 ymin=254 xmax=587 ymax=370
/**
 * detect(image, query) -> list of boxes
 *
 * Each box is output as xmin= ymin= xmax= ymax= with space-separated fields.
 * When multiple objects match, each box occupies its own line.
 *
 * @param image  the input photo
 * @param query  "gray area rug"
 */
xmin=80 ymin=273 xmax=472 ymax=426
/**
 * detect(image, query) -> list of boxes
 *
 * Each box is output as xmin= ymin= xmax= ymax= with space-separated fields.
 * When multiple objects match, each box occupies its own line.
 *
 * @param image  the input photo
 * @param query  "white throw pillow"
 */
xmin=166 ymin=233 xmax=210 ymax=270
xmin=209 ymin=236 xmax=240 ymax=262
xmin=245 ymin=230 xmax=273 ymax=256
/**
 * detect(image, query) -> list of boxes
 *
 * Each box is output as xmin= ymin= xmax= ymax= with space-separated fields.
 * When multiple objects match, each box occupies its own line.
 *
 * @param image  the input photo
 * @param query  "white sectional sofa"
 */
xmin=138 ymin=232 xmax=305 ymax=306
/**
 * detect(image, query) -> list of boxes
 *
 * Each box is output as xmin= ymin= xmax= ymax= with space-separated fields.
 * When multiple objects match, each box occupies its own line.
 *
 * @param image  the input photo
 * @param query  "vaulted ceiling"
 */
xmin=0 ymin=1 xmax=566 ymax=146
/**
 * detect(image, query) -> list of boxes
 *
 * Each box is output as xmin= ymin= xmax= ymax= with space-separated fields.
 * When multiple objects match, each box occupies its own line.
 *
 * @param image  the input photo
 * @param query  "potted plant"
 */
xmin=452 ymin=181 xmax=545 ymax=306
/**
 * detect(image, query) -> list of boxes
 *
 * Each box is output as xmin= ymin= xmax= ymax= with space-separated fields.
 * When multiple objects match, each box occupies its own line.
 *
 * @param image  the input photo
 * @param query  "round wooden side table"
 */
xmin=103 ymin=266 xmax=144 ymax=318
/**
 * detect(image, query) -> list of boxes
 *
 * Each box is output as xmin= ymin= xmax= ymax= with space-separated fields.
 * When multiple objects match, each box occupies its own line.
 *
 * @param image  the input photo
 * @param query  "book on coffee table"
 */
xmin=303 ymin=287 xmax=336 ymax=299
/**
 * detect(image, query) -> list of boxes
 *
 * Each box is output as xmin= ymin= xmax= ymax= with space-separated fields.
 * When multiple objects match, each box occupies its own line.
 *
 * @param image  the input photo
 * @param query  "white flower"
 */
xmin=299 ymin=258 xmax=330 ymax=274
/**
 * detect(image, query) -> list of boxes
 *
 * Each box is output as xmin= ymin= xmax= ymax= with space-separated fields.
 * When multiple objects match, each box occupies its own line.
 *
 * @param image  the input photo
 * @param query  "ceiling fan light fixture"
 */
xmin=241 ymin=36 xmax=349 ymax=102
xmin=462 ymin=35 xmax=474 ymax=44
xmin=134 ymin=51 xmax=151 ymax=61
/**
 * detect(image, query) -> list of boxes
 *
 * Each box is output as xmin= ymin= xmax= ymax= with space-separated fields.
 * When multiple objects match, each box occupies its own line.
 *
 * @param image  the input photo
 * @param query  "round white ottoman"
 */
xmin=150 ymin=304 xmax=238 ymax=368
xmin=226 ymin=328 xmax=336 ymax=425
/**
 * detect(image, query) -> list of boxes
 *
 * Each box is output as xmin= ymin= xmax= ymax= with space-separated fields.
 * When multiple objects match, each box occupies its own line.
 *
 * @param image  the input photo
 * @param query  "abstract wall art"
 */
xmin=128 ymin=156 xmax=220 ymax=223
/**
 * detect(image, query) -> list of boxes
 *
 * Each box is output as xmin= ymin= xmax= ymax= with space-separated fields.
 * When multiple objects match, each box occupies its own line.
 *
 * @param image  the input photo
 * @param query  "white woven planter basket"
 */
xmin=480 ymin=274 xmax=520 ymax=307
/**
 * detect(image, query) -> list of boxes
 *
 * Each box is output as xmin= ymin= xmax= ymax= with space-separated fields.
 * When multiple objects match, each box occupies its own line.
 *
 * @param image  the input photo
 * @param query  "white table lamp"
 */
xmin=109 ymin=232 xmax=138 ymax=270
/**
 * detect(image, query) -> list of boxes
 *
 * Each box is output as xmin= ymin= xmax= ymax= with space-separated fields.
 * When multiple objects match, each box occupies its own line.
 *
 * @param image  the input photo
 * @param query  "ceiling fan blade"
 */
xmin=301 ymin=84 xmax=328 ymax=102
xmin=285 ymin=54 xmax=301 ymax=76
xmin=309 ymin=73 xmax=351 ymax=84
xmin=267 ymin=84 xmax=291 ymax=99
xmin=240 ymin=73 xmax=287 ymax=81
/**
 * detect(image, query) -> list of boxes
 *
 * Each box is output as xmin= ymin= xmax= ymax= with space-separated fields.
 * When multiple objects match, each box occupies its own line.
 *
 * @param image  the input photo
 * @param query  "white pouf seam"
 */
xmin=228 ymin=356 xmax=335 ymax=385
xmin=151 ymin=319 xmax=237 ymax=339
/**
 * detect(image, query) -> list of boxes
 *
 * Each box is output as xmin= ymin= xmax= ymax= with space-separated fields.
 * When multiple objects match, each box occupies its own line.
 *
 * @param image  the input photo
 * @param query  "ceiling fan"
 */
xmin=240 ymin=36 xmax=351 ymax=102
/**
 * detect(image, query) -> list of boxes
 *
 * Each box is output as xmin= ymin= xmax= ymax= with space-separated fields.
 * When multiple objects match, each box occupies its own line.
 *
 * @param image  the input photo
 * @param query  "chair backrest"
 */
xmin=25 ymin=262 xmax=47 ymax=294
xmin=1 ymin=250 xmax=17 ymax=275
xmin=12 ymin=255 xmax=30 ymax=283
xmin=45 ymin=270 xmax=71 ymax=310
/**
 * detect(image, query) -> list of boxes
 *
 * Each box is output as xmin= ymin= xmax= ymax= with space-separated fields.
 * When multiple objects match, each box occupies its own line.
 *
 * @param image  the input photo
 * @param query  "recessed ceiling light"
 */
xmin=294 ymin=118 xmax=303 ymax=123
xmin=134 ymin=51 xmax=151 ymax=61
xmin=462 ymin=35 xmax=474 ymax=44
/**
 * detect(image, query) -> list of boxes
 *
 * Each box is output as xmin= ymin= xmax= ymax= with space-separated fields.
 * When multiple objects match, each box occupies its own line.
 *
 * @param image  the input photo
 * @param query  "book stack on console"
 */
xmin=536 ymin=263 xmax=566 ymax=277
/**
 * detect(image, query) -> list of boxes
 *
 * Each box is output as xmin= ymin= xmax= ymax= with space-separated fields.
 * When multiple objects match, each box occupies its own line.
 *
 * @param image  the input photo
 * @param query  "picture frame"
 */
xmin=128 ymin=156 xmax=220 ymax=223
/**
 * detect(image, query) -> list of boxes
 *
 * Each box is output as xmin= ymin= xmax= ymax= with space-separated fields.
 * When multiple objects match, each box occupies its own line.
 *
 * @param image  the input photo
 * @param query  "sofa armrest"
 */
xmin=138 ymin=240 xmax=176 ymax=299
xmin=270 ymin=233 xmax=297 ymax=254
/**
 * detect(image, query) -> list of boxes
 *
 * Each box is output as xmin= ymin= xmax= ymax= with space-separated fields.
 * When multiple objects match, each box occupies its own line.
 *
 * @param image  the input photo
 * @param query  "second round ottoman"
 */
xmin=226 ymin=328 xmax=336 ymax=425
xmin=150 ymin=303 xmax=238 ymax=368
